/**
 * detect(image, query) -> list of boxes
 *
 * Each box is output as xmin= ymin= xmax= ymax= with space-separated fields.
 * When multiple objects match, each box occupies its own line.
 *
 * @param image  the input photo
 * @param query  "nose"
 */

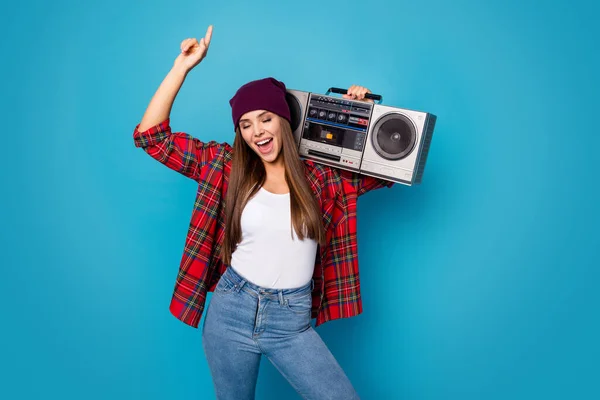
xmin=253 ymin=125 xmax=265 ymax=137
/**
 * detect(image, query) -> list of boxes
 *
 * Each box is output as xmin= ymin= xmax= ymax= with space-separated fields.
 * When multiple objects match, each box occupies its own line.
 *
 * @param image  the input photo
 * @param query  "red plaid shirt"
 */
xmin=133 ymin=119 xmax=394 ymax=327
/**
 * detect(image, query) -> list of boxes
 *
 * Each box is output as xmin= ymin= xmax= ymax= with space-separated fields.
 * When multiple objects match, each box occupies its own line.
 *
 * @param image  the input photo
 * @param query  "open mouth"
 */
xmin=256 ymin=138 xmax=274 ymax=154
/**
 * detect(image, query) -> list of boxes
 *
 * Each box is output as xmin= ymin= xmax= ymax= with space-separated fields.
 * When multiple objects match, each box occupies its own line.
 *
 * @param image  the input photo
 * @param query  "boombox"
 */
xmin=285 ymin=87 xmax=437 ymax=186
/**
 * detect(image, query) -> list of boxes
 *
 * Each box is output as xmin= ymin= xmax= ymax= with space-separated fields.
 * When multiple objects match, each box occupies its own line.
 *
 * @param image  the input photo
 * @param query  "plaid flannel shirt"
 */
xmin=133 ymin=118 xmax=394 ymax=327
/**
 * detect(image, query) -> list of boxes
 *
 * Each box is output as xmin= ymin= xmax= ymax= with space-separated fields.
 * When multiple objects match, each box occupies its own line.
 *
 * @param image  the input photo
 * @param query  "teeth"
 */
xmin=257 ymin=138 xmax=272 ymax=146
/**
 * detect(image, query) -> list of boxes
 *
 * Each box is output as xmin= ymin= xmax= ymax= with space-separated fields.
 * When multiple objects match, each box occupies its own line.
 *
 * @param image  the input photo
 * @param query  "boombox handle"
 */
xmin=326 ymin=87 xmax=383 ymax=104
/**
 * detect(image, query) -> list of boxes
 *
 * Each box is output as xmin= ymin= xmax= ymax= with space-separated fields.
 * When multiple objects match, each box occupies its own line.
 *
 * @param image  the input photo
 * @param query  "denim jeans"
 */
xmin=201 ymin=265 xmax=360 ymax=400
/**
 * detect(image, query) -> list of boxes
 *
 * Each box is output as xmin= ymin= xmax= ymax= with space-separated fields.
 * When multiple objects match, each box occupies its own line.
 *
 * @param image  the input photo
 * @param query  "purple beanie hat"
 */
xmin=229 ymin=77 xmax=291 ymax=130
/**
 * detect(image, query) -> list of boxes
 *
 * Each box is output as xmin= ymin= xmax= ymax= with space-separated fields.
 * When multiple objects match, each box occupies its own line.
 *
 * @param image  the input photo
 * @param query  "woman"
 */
xmin=133 ymin=25 xmax=394 ymax=400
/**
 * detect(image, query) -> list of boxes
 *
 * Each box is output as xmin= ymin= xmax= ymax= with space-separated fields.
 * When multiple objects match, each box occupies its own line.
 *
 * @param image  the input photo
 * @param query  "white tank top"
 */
xmin=230 ymin=186 xmax=318 ymax=289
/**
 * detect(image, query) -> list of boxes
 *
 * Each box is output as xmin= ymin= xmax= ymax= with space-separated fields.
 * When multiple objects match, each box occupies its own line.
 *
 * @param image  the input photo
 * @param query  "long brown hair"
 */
xmin=220 ymin=116 xmax=326 ymax=266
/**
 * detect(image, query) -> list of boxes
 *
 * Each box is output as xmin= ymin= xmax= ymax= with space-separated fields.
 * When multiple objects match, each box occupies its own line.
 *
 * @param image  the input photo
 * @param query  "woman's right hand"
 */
xmin=173 ymin=25 xmax=213 ymax=73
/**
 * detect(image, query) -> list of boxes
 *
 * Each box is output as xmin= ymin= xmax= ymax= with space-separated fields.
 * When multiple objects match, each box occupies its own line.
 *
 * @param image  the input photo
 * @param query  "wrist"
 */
xmin=171 ymin=64 xmax=190 ymax=79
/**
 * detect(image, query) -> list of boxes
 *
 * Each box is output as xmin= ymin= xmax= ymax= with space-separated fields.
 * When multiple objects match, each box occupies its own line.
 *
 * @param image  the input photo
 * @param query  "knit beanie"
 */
xmin=229 ymin=77 xmax=291 ymax=130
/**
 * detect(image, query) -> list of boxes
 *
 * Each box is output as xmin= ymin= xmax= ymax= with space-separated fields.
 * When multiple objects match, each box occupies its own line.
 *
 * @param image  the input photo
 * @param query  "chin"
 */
xmin=262 ymin=154 xmax=279 ymax=163
xmin=255 ymin=146 xmax=281 ymax=162
xmin=263 ymin=152 xmax=282 ymax=164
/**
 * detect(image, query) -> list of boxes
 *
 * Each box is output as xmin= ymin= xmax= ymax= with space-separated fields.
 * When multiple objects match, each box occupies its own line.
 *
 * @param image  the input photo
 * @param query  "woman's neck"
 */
xmin=263 ymin=162 xmax=288 ymax=193
xmin=263 ymin=159 xmax=285 ymax=180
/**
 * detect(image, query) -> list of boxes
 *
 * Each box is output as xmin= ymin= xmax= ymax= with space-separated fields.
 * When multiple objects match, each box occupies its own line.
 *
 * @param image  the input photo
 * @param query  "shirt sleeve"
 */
xmin=133 ymin=118 xmax=230 ymax=181
xmin=337 ymin=168 xmax=395 ymax=197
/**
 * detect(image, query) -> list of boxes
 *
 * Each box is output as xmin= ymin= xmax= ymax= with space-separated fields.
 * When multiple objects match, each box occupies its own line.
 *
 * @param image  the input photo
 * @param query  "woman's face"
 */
xmin=239 ymin=109 xmax=283 ymax=165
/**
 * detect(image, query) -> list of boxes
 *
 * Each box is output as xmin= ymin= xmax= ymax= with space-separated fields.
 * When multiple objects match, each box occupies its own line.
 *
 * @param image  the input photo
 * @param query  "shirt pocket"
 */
xmin=321 ymin=196 xmax=336 ymax=230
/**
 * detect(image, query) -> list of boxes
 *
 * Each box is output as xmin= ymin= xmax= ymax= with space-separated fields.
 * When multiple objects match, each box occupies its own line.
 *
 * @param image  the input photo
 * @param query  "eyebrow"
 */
xmin=239 ymin=111 xmax=271 ymax=124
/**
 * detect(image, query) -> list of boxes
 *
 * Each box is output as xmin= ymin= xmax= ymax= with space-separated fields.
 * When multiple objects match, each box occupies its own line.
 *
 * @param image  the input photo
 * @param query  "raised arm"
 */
xmin=138 ymin=25 xmax=212 ymax=131
xmin=133 ymin=26 xmax=228 ymax=181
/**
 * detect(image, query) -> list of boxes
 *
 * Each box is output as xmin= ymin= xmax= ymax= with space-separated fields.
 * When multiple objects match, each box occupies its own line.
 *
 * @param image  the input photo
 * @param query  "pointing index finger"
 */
xmin=205 ymin=25 xmax=213 ymax=46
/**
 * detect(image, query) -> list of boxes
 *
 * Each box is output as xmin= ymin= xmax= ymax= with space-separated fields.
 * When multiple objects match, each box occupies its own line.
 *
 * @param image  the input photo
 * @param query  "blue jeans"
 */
xmin=202 ymin=265 xmax=360 ymax=400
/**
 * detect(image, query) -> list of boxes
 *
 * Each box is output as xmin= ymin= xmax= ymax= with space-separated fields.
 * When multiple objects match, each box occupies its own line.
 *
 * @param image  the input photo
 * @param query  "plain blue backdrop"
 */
xmin=1 ymin=0 xmax=598 ymax=398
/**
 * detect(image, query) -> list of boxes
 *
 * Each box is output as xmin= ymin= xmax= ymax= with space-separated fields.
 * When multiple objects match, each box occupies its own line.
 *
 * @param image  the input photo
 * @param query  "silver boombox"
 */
xmin=285 ymin=87 xmax=437 ymax=186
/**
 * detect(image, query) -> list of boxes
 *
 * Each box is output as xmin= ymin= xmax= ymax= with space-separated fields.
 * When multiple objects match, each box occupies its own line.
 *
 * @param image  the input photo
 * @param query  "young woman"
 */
xmin=133 ymin=25 xmax=394 ymax=400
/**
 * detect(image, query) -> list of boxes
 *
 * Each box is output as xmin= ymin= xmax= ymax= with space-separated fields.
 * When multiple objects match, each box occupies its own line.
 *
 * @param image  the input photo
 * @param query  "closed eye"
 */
xmin=241 ymin=118 xmax=271 ymax=130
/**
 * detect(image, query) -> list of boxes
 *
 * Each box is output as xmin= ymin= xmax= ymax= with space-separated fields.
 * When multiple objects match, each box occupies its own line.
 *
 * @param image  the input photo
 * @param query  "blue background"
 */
xmin=2 ymin=0 xmax=598 ymax=398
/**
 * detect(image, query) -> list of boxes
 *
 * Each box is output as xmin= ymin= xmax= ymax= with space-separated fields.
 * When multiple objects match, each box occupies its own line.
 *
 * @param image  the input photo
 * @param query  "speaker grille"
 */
xmin=371 ymin=113 xmax=417 ymax=160
xmin=285 ymin=92 xmax=302 ymax=132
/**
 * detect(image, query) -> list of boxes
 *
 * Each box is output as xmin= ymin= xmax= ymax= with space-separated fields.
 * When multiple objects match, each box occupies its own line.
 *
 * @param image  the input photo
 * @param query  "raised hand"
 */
xmin=173 ymin=25 xmax=213 ymax=73
xmin=342 ymin=85 xmax=374 ymax=103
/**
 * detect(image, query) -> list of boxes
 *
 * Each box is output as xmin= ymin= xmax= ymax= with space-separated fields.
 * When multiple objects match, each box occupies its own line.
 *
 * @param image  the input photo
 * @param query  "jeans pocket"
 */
xmin=284 ymin=292 xmax=312 ymax=314
xmin=215 ymin=274 xmax=236 ymax=295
